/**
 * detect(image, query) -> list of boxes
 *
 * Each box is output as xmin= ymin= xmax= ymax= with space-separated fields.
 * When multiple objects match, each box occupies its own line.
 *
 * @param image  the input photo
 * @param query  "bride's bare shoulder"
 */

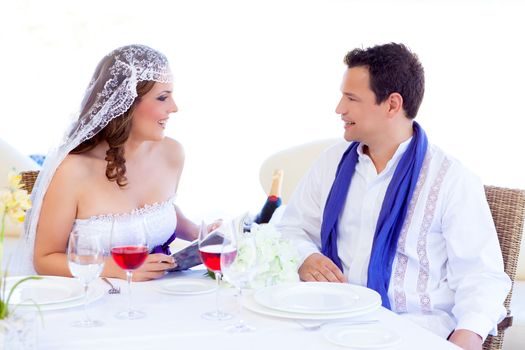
xmin=53 ymin=152 xmax=101 ymax=186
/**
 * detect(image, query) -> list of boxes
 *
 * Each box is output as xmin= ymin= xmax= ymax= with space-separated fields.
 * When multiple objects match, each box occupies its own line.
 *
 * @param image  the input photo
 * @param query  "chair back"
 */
xmin=20 ymin=170 xmax=39 ymax=194
xmin=483 ymin=185 xmax=525 ymax=350
xmin=1 ymin=138 xmax=40 ymax=189
xmin=259 ymin=138 xmax=340 ymax=203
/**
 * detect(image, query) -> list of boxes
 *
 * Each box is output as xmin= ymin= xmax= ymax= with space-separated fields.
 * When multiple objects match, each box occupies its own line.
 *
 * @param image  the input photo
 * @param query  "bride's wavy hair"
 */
xmin=70 ymin=51 xmax=156 ymax=187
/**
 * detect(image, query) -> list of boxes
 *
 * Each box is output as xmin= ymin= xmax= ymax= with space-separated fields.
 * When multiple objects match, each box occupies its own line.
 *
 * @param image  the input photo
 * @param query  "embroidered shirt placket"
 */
xmin=392 ymin=151 xmax=432 ymax=312
xmin=417 ymin=158 xmax=451 ymax=313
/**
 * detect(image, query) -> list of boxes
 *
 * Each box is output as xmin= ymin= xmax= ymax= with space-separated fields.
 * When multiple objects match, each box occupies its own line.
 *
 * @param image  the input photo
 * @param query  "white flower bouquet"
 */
xmin=240 ymin=223 xmax=300 ymax=289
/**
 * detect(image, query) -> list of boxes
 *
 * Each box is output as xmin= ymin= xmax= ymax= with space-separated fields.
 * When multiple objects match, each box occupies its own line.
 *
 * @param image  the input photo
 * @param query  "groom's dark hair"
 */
xmin=344 ymin=43 xmax=425 ymax=119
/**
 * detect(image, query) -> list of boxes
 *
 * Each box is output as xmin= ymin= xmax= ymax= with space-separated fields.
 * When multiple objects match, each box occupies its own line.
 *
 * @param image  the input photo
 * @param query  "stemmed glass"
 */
xmin=110 ymin=218 xmax=148 ymax=320
xmin=198 ymin=221 xmax=236 ymax=320
xmin=67 ymin=230 xmax=105 ymax=327
xmin=221 ymin=227 xmax=258 ymax=332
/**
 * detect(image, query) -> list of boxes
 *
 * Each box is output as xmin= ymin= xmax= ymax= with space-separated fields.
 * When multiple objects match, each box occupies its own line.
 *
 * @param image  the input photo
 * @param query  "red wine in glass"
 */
xmin=111 ymin=246 xmax=148 ymax=270
xmin=110 ymin=218 xmax=148 ymax=320
xmin=199 ymin=244 xmax=237 ymax=272
xmin=198 ymin=220 xmax=239 ymax=321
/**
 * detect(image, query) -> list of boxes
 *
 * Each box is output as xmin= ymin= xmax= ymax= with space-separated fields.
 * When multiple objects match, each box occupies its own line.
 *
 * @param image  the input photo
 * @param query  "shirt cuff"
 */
xmin=455 ymin=312 xmax=498 ymax=341
xmin=296 ymin=242 xmax=321 ymax=266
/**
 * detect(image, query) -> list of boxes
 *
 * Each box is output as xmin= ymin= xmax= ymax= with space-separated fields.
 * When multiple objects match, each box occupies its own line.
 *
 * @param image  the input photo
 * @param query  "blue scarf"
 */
xmin=320 ymin=122 xmax=428 ymax=309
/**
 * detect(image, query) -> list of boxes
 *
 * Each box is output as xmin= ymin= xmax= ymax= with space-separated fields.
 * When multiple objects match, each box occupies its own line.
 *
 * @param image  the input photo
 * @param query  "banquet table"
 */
xmin=29 ymin=269 xmax=460 ymax=350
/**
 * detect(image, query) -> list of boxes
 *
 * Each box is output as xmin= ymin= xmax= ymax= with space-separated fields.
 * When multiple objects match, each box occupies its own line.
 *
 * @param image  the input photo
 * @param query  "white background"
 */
xmin=1 ymin=0 xmax=524 ymax=221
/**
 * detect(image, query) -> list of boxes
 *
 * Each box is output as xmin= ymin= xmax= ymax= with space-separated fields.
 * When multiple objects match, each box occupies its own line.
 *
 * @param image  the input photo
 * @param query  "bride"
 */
xmin=19 ymin=44 xmax=212 ymax=281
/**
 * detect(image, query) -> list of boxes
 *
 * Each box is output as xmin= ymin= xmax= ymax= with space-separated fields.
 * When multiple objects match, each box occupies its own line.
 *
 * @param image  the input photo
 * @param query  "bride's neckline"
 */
xmin=75 ymin=194 xmax=176 ymax=222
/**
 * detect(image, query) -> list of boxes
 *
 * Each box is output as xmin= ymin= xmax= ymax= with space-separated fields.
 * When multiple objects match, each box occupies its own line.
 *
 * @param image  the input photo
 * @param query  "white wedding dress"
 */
xmin=72 ymin=196 xmax=178 ymax=255
xmin=14 ymin=196 xmax=178 ymax=275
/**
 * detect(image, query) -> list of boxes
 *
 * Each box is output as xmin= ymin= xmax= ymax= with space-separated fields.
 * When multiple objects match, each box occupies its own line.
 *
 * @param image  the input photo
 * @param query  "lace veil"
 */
xmin=16 ymin=44 xmax=173 ymax=275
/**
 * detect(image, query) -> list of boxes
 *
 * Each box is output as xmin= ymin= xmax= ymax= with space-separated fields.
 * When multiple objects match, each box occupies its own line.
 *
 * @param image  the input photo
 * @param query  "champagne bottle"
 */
xmin=254 ymin=169 xmax=283 ymax=224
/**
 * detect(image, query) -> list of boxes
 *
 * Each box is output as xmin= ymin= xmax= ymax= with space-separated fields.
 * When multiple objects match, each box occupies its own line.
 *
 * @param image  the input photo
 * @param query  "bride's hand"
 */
xmin=132 ymin=253 xmax=176 ymax=281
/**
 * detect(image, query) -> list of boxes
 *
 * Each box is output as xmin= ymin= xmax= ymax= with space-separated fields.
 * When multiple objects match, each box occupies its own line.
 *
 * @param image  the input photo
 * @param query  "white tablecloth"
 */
xmin=27 ymin=269 xmax=461 ymax=350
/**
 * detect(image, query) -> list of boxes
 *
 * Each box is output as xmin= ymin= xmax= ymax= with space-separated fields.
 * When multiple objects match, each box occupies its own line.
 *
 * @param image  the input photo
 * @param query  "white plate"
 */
xmin=6 ymin=276 xmax=84 ymax=306
xmin=244 ymin=293 xmax=379 ymax=320
xmin=157 ymin=278 xmax=217 ymax=295
xmin=323 ymin=323 xmax=402 ymax=349
xmin=13 ymin=282 xmax=105 ymax=311
xmin=254 ymin=282 xmax=381 ymax=315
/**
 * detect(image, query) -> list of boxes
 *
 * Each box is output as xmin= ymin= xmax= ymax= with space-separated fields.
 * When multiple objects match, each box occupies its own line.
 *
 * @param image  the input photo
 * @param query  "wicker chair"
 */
xmin=482 ymin=186 xmax=525 ymax=350
xmin=20 ymin=170 xmax=39 ymax=194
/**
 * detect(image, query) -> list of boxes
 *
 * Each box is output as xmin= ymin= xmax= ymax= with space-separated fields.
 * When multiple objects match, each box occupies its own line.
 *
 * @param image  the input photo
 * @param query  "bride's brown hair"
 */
xmin=71 ymin=79 xmax=156 ymax=187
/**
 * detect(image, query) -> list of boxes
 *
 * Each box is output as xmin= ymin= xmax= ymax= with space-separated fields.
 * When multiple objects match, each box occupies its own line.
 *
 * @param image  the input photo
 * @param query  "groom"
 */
xmin=277 ymin=43 xmax=510 ymax=350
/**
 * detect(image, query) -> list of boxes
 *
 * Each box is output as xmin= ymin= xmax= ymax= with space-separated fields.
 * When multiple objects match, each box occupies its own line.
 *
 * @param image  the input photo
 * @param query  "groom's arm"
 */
xmin=276 ymin=152 xmax=345 ymax=283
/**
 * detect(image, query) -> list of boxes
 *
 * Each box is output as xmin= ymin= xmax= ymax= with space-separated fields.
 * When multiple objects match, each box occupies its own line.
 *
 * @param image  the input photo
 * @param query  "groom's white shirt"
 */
xmin=277 ymin=139 xmax=511 ymax=339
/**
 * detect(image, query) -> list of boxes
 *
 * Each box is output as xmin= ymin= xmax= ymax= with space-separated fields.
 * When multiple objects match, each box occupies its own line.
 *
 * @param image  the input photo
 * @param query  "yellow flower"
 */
xmin=0 ymin=190 xmax=8 ymax=216
xmin=7 ymin=171 xmax=23 ymax=191
xmin=1 ymin=170 xmax=32 ymax=236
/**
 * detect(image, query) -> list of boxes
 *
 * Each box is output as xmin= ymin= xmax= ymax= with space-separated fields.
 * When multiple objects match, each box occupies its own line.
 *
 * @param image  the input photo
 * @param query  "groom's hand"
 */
xmin=448 ymin=329 xmax=482 ymax=350
xmin=299 ymin=253 xmax=347 ymax=283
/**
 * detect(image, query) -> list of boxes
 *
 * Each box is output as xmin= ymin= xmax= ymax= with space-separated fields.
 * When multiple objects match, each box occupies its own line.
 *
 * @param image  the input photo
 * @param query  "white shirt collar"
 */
xmin=356 ymin=137 xmax=413 ymax=176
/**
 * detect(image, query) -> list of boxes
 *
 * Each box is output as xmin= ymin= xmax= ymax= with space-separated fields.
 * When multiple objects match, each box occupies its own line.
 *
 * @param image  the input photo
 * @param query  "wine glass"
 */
xmin=67 ymin=230 xmax=105 ymax=327
xmin=221 ymin=227 xmax=258 ymax=332
xmin=198 ymin=220 xmax=236 ymax=320
xmin=110 ymin=218 xmax=148 ymax=320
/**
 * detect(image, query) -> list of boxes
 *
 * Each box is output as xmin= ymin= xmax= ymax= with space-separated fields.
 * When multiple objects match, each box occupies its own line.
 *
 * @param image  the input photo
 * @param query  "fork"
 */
xmin=102 ymin=277 xmax=121 ymax=294
xmin=295 ymin=319 xmax=378 ymax=331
